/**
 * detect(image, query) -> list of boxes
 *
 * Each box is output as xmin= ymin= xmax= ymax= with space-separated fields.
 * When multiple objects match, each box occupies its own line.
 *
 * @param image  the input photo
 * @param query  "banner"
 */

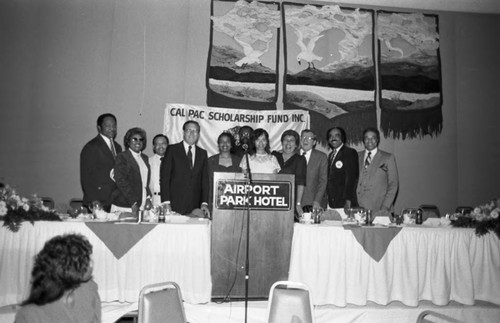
xmin=377 ymin=11 xmax=442 ymax=139
xmin=283 ymin=3 xmax=376 ymax=145
xmin=163 ymin=103 xmax=310 ymax=156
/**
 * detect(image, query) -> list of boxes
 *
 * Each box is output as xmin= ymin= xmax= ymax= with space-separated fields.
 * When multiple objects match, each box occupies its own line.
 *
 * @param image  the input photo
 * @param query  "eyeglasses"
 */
xmin=131 ymin=137 xmax=144 ymax=142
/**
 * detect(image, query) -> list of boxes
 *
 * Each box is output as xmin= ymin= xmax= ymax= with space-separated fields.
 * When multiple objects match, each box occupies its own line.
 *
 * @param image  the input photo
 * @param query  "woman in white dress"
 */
xmin=240 ymin=128 xmax=281 ymax=175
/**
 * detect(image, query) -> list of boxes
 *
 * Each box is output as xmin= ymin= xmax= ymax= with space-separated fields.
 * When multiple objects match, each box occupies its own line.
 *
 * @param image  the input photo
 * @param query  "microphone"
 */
xmin=241 ymin=137 xmax=249 ymax=151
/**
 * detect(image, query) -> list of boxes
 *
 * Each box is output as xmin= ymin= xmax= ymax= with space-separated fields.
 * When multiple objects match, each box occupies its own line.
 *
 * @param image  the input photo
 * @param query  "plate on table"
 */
xmin=64 ymin=217 xmax=92 ymax=222
xmin=169 ymin=215 xmax=189 ymax=223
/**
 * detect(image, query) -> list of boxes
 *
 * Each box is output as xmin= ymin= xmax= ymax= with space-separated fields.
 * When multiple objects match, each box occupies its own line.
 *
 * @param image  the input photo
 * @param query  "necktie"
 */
xmin=187 ymin=146 xmax=193 ymax=169
xmin=329 ymin=149 xmax=336 ymax=168
xmin=110 ymin=140 xmax=117 ymax=158
xmin=365 ymin=151 xmax=371 ymax=168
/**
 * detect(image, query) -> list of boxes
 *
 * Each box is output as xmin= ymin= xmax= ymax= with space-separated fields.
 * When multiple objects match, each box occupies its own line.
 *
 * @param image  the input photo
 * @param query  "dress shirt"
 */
xmin=130 ymin=149 xmax=149 ymax=209
xmin=364 ymin=148 xmax=378 ymax=164
xmin=183 ymin=141 xmax=195 ymax=166
xmin=149 ymin=154 xmax=163 ymax=206
xmin=300 ymin=149 xmax=312 ymax=164
xmin=100 ymin=134 xmax=114 ymax=153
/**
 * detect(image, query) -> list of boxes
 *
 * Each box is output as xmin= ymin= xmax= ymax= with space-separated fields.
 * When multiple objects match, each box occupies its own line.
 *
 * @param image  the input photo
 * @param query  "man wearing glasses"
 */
xmin=299 ymin=129 xmax=328 ymax=212
xmin=160 ymin=120 xmax=210 ymax=218
xmin=80 ymin=113 xmax=122 ymax=212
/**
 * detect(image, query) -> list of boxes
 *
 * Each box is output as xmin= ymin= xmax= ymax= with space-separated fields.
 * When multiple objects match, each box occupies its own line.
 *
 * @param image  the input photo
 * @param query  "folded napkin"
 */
xmin=85 ymin=222 xmax=157 ymax=259
xmin=343 ymin=225 xmax=402 ymax=262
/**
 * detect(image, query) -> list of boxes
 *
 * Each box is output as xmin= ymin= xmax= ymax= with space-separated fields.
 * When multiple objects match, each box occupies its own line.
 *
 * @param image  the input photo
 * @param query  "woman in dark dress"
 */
xmin=208 ymin=132 xmax=242 ymax=212
xmin=272 ymin=129 xmax=306 ymax=219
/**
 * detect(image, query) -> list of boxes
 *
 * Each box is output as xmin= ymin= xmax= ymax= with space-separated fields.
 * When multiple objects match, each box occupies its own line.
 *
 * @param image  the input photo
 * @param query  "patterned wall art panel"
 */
xmin=377 ymin=11 xmax=443 ymax=139
xmin=207 ymin=0 xmax=281 ymax=110
xmin=283 ymin=3 xmax=376 ymax=145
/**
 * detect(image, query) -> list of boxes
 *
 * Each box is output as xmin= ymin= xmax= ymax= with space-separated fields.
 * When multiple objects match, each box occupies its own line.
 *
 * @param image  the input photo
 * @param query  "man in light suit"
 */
xmin=299 ymin=129 xmax=328 ymax=211
xmin=80 ymin=113 xmax=122 ymax=212
xmin=160 ymin=120 xmax=210 ymax=217
xmin=326 ymin=127 xmax=359 ymax=209
xmin=356 ymin=127 xmax=399 ymax=215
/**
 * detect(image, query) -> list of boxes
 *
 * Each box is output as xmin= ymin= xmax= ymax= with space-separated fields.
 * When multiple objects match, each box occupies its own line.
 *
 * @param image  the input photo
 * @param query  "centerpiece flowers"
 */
xmin=449 ymin=198 xmax=500 ymax=238
xmin=0 ymin=184 xmax=61 ymax=232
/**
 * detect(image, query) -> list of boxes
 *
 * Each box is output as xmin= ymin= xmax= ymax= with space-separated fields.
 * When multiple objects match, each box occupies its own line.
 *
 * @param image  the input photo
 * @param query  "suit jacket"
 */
xmin=301 ymin=149 xmax=328 ymax=208
xmin=160 ymin=142 xmax=209 ymax=215
xmin=111 ymin=149 xmax=151 ymax=208
xmin=80 ymin=135 xmax=122 ymax=210
xmin=356 ymin=149 xmax=399 ymax=212
xmin=326 ymin=145 xmax=359 ymax=208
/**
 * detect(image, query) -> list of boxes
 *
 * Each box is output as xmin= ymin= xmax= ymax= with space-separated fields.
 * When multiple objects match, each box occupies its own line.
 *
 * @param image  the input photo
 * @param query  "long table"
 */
xmin=0 ymin=219 xmax=212 ymax=307
xmin=289 ymin=222 xmax=500 ymax=306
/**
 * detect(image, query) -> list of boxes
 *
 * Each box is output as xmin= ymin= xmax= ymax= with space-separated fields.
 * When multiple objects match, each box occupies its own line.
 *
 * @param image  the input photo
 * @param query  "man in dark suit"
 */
xmin=80 ymin=113 xmax=122 ymax=212
xmin=357 ymin=127 xmax=399 ymax=215
xmin=299 ymin=129 xmax=328 ymax=211
xmin=160 ymin=120 xmax=210 ymax=217
xmin=326 ymin=127 xmax=359 ymax=209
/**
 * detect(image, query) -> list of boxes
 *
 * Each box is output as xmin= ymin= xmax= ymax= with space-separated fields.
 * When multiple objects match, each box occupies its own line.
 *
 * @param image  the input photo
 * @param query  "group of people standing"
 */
xmin=79 ymin=113 xmax=399 ymax=220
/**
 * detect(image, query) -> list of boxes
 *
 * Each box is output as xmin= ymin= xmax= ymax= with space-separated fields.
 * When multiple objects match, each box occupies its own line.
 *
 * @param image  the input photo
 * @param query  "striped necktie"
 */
xmin=329 ymin=149 xmax=336 ymax=168
xmin=365 ymin=151 xmax=371 ymax=168
xmin=110 ymin=140 xmax=117 ymax=158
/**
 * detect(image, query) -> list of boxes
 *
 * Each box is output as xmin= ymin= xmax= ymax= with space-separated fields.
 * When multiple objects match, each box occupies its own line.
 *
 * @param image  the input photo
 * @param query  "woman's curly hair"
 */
xmin=23 ymin=233 xmax=93 ymax=305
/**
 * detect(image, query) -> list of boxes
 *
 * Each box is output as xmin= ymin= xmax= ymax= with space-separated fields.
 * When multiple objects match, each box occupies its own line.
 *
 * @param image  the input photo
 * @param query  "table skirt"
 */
xmin=0 ymin=220 xmax=212 ymax=307
xmin=289 ymin=223 xmax=500 ymax=306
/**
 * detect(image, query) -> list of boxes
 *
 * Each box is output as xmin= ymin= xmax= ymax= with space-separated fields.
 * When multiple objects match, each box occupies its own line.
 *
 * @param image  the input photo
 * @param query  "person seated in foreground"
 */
xmin=272 ymin=129 xmax=306 ymax=219
xmin=15 ymin=233 xmax=101 ymax=323
xmin=239 ymin=128 xmax=280 ymax=175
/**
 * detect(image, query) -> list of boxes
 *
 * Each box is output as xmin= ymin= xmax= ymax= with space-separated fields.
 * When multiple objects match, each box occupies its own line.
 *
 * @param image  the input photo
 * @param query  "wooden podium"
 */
xmin=211 ymin=172 xmax=295 ymax=299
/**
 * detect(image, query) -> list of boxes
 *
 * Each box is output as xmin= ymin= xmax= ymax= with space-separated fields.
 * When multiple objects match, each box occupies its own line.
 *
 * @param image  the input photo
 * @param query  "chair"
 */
xmin=267 ymin=281 xmax=314 ymax=323
xmin=416 ymin=310 xmax=461 ymax=323
xmin=41 ymin=197 xmax=55 ymax=209
xmin=69 ymin=198 xmax=89 ymax=213
xmin=138 ymin=281 xmax=187 ymax=323
xmin=419 ymin=204 xmax=441 ymax=220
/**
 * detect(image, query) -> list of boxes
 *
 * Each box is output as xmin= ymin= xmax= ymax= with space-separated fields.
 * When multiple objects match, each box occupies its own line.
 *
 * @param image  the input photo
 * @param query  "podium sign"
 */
xmin=216 ymin=179 xmax=292 ymax=210
xmin=211 ymin=172 xmax=294 ymax=299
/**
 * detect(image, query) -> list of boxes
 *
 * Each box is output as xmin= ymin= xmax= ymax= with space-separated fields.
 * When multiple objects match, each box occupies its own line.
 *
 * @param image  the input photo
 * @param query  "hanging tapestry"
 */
xmin=377 ymin=11 xmax=442 ymax=139
xmin=283 ymin=3 xmax=376 ymax=145
xmin=207 ymin=0 xmax=281 ymax=110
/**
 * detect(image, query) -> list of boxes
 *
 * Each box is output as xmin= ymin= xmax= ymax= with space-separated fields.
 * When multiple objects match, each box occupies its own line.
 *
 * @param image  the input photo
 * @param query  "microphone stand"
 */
xmin=243 ymin=147 xmax=252 ymax=323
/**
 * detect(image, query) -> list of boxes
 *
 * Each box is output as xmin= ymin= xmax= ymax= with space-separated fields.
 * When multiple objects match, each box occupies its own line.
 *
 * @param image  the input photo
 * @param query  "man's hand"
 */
xmin=312 ymin=201 xmax=323 ymax=212
xmin=201 ymin=204 xmax=211 ymax=219
xmin=296 ymin=204 xmax=304 ymax=218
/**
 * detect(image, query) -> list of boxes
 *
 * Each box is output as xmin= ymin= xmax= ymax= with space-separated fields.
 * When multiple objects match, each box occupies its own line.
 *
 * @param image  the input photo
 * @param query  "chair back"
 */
xmin=267 ymin=281 xmax=314 ymax=323
xmin=138 ymin=281 xmax=187 ymax=323
xmin=416 ymin=310 xmax=461 ymax=323
xmin=419 ymin=204 xmax=441 ymax=220
xmin=41 ymin=197 xmax=55 ymax=209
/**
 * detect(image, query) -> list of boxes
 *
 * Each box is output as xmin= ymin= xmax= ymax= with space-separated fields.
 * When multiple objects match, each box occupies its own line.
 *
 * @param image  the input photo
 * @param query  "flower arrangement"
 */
xmin=0 ymin=184 xmax=61 ymax=232
xmin=449 ymin=198 xmax=500 ymax=238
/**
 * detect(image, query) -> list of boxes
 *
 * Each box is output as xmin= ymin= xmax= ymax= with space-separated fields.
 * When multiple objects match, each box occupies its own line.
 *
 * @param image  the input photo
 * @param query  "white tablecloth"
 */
xmin=0 ymin=219 xmax=212 ymax=307
xmin=289 ymin=222 xmax=500 ymax=306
